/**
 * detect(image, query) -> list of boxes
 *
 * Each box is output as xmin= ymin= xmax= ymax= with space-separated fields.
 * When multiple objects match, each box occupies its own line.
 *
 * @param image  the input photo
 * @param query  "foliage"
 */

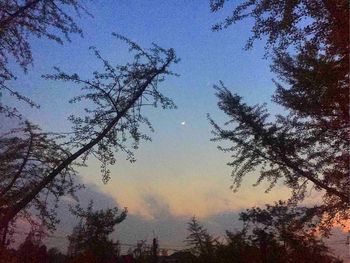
xmin=0 ymin=0 xmax=90 ymax=116
xmin=185 ymin=217 xmax=217 ymax=262
xmin=130 ymin=240 xmax=152 ymax=263
xmin=210 ymin=0 xmax=349 ymax=55
xmin=67 ymin=201 xmax=126 ymax=263
xmin=0 ymin=246 xmax=19 ymax=263
xmin=0 ymin=231 xmax=66 ymax=263
xmin=183 ymin=214 xmax=342 ymax=263
xmin=0 ymin=121 xmax=81 ymax=243
xmin=16 ymin=230 xmax=49 ymax=263
xmin=0 ymin=0 xmax=91 ymax=240
xmin=47 ymin=248 xmax=67 ymax=263
xmin=237 ymin=202 xmax=343 ymax=263
xmin=0 ymin=35 xmax=178 ymax=237
xmin=209 ymin=0 xmax=349 ymax=233
xmin=43 ymin=34 xmax=178 ymax=183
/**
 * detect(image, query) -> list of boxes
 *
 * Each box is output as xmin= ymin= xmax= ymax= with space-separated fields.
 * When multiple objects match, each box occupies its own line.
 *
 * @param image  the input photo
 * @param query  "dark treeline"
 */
xmin=0 ymin=205 xmax=343 ymax=262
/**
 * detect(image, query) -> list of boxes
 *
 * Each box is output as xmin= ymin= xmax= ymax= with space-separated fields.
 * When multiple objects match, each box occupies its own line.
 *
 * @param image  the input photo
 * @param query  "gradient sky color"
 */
xmin=8 ymin=0 xmax=289 ymax=216
xmin=5 ymin=1 xmax=348 ymax=259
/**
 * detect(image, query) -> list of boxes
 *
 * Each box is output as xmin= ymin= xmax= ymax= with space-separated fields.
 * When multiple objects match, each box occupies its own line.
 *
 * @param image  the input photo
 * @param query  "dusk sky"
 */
xmin=5 ymin=0 xmax=348 ymax=259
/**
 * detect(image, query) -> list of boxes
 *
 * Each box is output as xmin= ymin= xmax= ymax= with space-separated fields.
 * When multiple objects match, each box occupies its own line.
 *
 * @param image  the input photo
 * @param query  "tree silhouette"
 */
xmin=131 ymin=240 xmax=152 ymax=262
xmin=67 ymin=201 xmax=126 ymax=262
xmin=184 ymin=211 xmax=342 ymax=263
xmin=0 ymin=121 xmax=80 ymax=244
xmin=16 ymin=230 xmax=49 ymax=263
xmin=238 ymin=202 xmax=342 ymax=263
xmin=0 ymin=0 xmax=90 ymax=116
xmin=214 ymin=230 xmax=258 ymax=263
xmin=210 ymin=0 xmax=349 ymax=57
xmin=47 ymin=247 xmax=67 ymax=263
xmin=209 ymin=0 xmax=349 ymax=233
xmin=0 ymin=1 xmax=90 ymax=234
xmin=0 ymin=35 xmax=178 ymax=235
xmin=185 ymin=217 xmax=217 ymax=262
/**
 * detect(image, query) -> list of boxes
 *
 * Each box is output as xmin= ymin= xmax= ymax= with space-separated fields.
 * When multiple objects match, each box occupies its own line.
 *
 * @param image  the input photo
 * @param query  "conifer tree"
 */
xmin=209 ymin=0 xmax=349 ymax=233
xmin=67 ymin=201 xmax=126 ymax=262
xmin=185 ymin=217 xmax=216 ymax=262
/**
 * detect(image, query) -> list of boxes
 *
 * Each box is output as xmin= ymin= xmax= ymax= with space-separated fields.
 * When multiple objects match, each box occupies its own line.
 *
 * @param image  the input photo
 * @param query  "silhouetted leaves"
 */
xmin=0 ymin=121 xmax=81 ymax=240
xmin=209 ymin=0 xmax=349 ymax=234
xmin=0 ymin=0 xmax=90 ymax=116
xmin=184 ymin=214 xmax=342 ymax=263
xmin=185 ymin=216 xmax=217 ymax=261
xmin=67 ymin=201 xmax=126 ymax=262
xmin=0 ymin=35 xmax=178 ymax=236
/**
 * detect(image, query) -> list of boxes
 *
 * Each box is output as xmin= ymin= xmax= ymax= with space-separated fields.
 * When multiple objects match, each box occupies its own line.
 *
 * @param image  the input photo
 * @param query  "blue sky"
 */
xmin=6 ymin=0 xmax=287 ymax=240
xmin=10 ymin=0 xmax=349 ymax=255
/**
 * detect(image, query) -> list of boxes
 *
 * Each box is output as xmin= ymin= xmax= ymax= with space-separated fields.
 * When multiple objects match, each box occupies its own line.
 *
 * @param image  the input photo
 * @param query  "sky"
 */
xmin=4 ymin=0 xmax=349 ymax=260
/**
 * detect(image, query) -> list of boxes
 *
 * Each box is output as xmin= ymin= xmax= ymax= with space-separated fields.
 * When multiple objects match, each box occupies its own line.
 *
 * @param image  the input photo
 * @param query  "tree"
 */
xmin=0 ymin=35 xmax=179 ymax=235
xmin=132 ymin=240 xmax=152 ymax=262
xmin=238 ymin=202 xmax=342 ymax=263
xmin=0 ymin=0 xmax=90 ymax=116
xmin=16 ymin=230 xmax=49 ymax=263
xmin=210 ymin=0 xmax=349 ymax=57
xmin=185 ymin=217 xmax=217 ymax=262
xmin=67 ymin=201 xmax=126 ymax=262
xmin=209 ymin=0 xmax=349 ymax=233
xmin=0 ymin=0 xmax=90 ymax=238
xmin=214 ymin=230 xmax=258 ymax=263
xmin=0 ymin=246 xmax=19 ymax=263
xmin=47 ymin=247 xmax=67 ymax=263
xmin=0 ymin=121 xmax=80 ymax=244
xmin=182 ymin=207 xmax=341 ymax=263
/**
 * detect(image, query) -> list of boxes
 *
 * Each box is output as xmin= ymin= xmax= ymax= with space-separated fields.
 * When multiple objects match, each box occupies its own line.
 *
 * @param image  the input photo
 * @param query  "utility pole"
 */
xmin=152 ymin=237 xmax=158 ymax=263
xmin=346 ymin=230 xmax=349 ymax=261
